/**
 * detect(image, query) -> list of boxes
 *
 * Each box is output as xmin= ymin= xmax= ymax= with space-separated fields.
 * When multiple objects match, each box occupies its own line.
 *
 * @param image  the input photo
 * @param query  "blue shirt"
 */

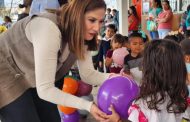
xmin=30 ymin=0 xmax=60 ymax=15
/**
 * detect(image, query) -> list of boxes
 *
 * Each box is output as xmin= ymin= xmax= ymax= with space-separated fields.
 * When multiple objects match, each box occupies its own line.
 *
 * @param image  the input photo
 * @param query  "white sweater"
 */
xmin=25 ymin=17 xmax=110 ymax=111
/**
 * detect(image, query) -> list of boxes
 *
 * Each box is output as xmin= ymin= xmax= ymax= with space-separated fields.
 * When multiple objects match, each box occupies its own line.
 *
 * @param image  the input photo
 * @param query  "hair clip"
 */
xmin=138 ymin=30 xmax=146 ymax=38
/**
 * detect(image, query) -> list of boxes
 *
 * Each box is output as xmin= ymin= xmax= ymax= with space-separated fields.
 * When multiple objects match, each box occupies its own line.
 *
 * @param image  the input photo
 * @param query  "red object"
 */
xmin=132 ymin=0 xmax=142 ymax=21
xmin=128 ymin=14 xmax=139 ymax=31
xmin=187 ymin=97 xmax=190 ymax=105
xmin=76 ymin=80 xmax=92 ymax=97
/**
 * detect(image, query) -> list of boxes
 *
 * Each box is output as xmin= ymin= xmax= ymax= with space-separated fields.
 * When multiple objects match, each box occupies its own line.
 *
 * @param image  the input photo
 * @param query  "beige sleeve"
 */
xmin=77 ymin=50 xmax=110 ymax=85
xmin=25 ymin=17 xmax=93 ymax=111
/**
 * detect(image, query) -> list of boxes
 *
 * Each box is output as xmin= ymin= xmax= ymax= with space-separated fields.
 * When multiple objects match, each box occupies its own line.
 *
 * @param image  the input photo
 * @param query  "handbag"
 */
xmin=147 ymin=20 xmax=157 ymax=31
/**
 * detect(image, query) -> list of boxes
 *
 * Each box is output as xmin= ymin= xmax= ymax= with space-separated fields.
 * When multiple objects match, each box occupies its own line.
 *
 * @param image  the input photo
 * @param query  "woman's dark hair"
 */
xmin=162 ymin=0 xmax=171 ymax=10
xmin=180 ymin=39 xmax=190 ymax=55
xmin=139 ymin=39 xmax=188 ymax=113
xmin=111 ymin=34 xmax=125 ymax=45
xmin=129 ymin=6 xmax=139 ymax=20
xmin=164 ymin=33 xmax=184 ymax=43
xmin=154 ymin=0 xmax=162 ymax=8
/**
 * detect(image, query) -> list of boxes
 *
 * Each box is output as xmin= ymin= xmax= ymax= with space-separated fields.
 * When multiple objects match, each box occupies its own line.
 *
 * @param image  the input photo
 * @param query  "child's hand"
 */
xmin=120 ymin=68 xmax=133 ymax=80
xmin=103 ymin=105 xmax=121 ymax=122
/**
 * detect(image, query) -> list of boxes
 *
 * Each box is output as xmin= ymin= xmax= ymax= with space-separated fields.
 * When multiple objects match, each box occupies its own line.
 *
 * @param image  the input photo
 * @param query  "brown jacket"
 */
xmin=0 ymin=13 xmax=76 ymax=108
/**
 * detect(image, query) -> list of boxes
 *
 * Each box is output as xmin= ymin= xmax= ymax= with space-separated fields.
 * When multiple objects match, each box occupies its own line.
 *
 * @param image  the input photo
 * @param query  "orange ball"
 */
xmin=63 ymin=76 xmax=78 ymax=95
xmin=58 ymin=105 xmax=77 ymax=114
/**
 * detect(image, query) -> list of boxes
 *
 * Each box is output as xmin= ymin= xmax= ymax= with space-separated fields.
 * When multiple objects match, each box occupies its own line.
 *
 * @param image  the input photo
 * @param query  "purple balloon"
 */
xmin=76 ymin=80 xmax=93 ymax=97
xmin=97 ymin=76 xmax=139 ymax=119
xmin=61 ymin=111 xmax=80 ymax=122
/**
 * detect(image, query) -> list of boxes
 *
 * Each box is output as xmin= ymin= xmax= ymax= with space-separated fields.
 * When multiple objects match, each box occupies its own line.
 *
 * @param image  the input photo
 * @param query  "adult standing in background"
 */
xmin=157 ymin=0 xmax=173 ymax=39
xmin=146 ymin=0 xmax=162 ymax=40
xmin=179 ymin=5 xmax=190 ymax=33
xmin=0 ymin=0 xmax=110 ymax=122
xmin=128 ymin=6 xmax=139 ymax=33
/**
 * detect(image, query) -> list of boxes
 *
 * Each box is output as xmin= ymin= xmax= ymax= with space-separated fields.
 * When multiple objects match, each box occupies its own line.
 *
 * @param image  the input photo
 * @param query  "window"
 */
xmin=169 ymin=0 xmax=190 ymax=12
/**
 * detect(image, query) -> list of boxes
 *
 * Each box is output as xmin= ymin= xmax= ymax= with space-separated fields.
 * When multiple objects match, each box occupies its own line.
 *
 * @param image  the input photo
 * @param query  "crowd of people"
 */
xmin=1 ymin=0 xmax=190 ymax=122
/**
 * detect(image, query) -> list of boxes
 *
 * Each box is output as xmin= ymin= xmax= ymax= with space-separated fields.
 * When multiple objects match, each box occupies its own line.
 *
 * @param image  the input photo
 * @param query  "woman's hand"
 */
xmin=102 ymin=105 xmax=121 ymax=122
xmin=90 ymin=103 xmax=108 ymax=121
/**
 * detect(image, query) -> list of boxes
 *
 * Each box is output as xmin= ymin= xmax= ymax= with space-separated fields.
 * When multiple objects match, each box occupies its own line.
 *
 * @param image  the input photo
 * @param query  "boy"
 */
xmin=122 ymin=32 xmax=147 ymax=84
xmin=98 ymin=24 xmax=117 ymax=72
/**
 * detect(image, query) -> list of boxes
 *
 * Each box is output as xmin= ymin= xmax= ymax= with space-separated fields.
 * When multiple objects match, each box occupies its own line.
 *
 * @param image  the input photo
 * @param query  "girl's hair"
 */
xmin=57 ymin=0 xmax=106 ymax=59
xmin=129 ymin=6 xmax=139 ymax=20
xmin=154 ymin=0 xmax=162 ymax=9
xmin=180 ymin=39 xmax=190 ymax=55
xmin=162 ymin=0 xmax=171 ymax=10
xmin=140 ymin=39 xmax=188 ymax=113
xmin=111 ymin=34 xmax=125 ymax=45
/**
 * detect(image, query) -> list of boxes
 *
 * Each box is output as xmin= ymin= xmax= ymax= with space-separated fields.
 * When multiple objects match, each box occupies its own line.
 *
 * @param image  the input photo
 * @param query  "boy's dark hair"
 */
xmin=107 ymin=8 xmax=111 ymax=13
xmin=140 ymin=39 xmax=188 ymax=113
xmin=180 ymin=39 xmax=190 ymax=55
xmin=128 ymin=32 xmax=145 ymax=42
xmin=111 ymin=34 xmax=125 ymax=44
xmin=164 ymin=33 xmax=184 ymax=43
xmin=106 ymin=24 xmax=117 ymax=33
xmin=112 ymin=9 xmax=117 ymax=13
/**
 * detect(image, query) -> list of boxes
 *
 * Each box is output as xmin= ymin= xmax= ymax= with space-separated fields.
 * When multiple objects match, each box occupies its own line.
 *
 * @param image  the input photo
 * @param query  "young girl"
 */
xmin=105 ymin=34 xmax=125 ymax=73
xmin=106 ymin=39 xmax=190 ymax=122
xmin=181 ymin=39 xmax=190 ymax=94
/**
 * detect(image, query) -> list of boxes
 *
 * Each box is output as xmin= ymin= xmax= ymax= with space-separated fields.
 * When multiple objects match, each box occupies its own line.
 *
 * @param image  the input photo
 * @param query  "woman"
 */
xmin=128 ymin=6 xmax=139 ymax=33
xmin=146 ymin=0 xmax=162 ymax=40
xmin=0 ymin=0 xmax=110 ymax=122
xmin=156 ymin=0 xmax=173 ymax=39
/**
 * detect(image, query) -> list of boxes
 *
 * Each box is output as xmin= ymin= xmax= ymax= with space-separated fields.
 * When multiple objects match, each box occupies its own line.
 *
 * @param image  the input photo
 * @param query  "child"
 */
xmin=106 ymin=39 xmax=190 ymax=122
xmin=123 ymin=36 xmax=130 ymax=50
xmin=98 ymin=24 xmax=117 ymax=72
xmin=105 ymin=34 xmax=126 ymax=73
xmin=181 ymin=39 xmax=190 ymax=89
xmin=122 ymin=32 xmax=147 ymax=84
xmin=105 ymin=8 xmax=113 ymax=26
xmin=164 ymin=31 xmax=184 ymax=43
